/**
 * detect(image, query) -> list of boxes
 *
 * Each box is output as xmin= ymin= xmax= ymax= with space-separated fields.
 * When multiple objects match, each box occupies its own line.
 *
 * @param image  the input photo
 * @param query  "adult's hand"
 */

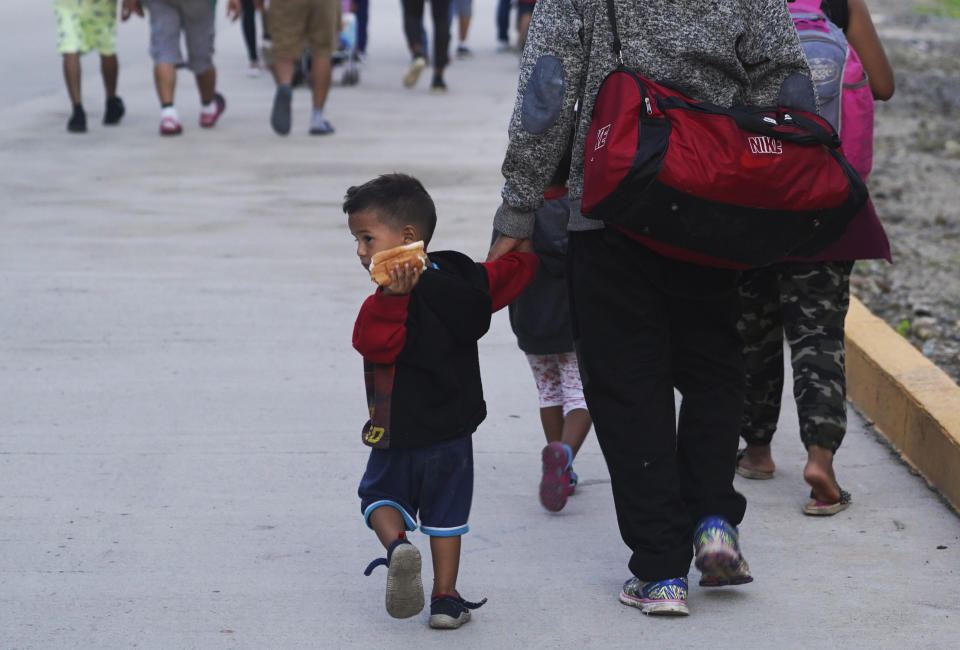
xmin=253 ymin=0 xmax=266 ymax=11
xmin=487 ymin=233 xmax=532 ymax=261
xmin=121 ymin=0 xmax=143 ymax=21
xmin=226 ymin=0 xmax=243 ymax=21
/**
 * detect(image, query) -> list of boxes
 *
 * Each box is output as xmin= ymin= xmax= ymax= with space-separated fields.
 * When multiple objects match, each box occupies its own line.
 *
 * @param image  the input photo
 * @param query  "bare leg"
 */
xmin=63 ymin=53 xmax=82 ymax=105
xmin=517 ymin=13 xmax=532 ymax=51
xmin=560 ymin=408 xmax=592 ymax=457
xmin=739 ymin=443 xmax=776 ymax=474
xmin=271 ymin=56 xmax=295 ymax=85
xmin=195 ymin=66 xmax=217 ymax=105
xmin=458 ymin=15 xmax=470 ymax=42
xmin=539 ymin=406 xmax=563 ymax=444
xmin=100 ymin=54 xmax=119 ymax=98
xmin=309 ymin=52 xmax=332 ymax=110
xmin=429 ymin=535 xmax=461 ymax=596
xmin=368 ymin=504 xmax=406 ymax=548
xmin=803 ymin=445 xmax=841 ymax=503
xmin=154 ymin=63 xmax=177 ymax=105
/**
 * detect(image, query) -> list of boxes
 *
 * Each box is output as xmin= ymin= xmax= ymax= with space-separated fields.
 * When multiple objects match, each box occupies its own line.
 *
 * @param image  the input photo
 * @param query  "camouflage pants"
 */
xmin=737 ymin=261 xmax=854 ymax=452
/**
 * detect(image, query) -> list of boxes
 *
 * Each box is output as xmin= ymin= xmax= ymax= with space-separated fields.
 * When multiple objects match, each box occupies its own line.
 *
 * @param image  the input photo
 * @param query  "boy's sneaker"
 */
xmin=540 ymin=441 xmax=572 ymax=511
xmin=103 ymin=96 xmax=125 ymax=125
xmin=309 ymin=116 xmax=335 ymax=136
xmin=270 ymin=85 xmax=293 ymax=135
xmin=199 ymin=92 xmax=226 ymax=128
xmin=363 ymin=533 xmax=424 ymax=618
xmin=67 ymin=106 xmax=87 ymax=133
xmin=619 ymin=576 xmax=689 ymax=616
xmin=456 ymin=44 xmax=472 ymax=58
xmin=403 ymin=56 xmax=427 ymax=87
xmin=693 ymin=516 xmax=754 ymax=587
xmin=428 ymin=593 xmax=487 ymax=629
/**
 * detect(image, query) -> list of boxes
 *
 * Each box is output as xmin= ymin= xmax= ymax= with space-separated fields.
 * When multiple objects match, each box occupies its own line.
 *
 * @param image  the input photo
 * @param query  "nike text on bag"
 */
xmin=581 ymin=70 xmax=868 ymax=268
xmin=790 ymin=0 xmax=875 ymax=178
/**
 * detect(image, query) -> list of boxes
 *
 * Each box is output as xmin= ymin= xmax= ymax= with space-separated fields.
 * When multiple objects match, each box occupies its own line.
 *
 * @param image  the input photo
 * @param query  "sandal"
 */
xmin=735 ymin=448 xmax=774 ymax=480
xmin=803 ymin=486 xmax=852 ymax=516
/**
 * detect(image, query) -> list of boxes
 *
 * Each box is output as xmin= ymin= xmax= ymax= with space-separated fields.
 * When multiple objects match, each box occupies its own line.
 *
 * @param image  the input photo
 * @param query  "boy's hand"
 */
xmin=381 ymin=263 xmax=423 ymax=296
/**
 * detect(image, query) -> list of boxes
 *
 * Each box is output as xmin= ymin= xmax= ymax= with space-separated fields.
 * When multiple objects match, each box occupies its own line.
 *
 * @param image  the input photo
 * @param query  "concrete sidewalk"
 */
xmin=1 ymin=2 xmax=958 ymax=648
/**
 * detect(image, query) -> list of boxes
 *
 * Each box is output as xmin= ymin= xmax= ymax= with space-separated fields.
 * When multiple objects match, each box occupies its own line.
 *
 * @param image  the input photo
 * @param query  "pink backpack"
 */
xmin=789 ymin=0 xmax=875 ymax=178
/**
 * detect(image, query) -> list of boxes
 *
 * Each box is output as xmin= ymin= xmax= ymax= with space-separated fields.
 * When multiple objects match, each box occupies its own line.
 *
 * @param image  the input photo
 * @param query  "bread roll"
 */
xmin=369 ymin=241 xmax=427 ymax=286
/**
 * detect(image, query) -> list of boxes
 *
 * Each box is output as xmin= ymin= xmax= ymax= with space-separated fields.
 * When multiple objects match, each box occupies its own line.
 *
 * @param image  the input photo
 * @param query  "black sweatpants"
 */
xmin=568 ymin=228 xmax=747 ymax=581
xmin=401 ymin=0 xmax=451 ymax=70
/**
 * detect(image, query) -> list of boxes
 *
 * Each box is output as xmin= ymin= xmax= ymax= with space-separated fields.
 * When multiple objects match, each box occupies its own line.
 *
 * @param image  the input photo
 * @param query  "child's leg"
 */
xmin=369 ymin=504 xmax=407 ymax=549
xmin=561 ymin=408 xmax=592 ymax=457
xmin=429 ymin=535 xmax=461 ymax=596
xmin=539 ymin=405 xmax=563 ymax=444
xmin=63 ymin=53 xmax=83 ymax=106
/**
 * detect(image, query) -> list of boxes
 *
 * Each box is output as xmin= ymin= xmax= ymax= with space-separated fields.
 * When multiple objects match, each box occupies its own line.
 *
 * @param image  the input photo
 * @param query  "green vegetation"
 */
xmin=896 ymin=319 xmax=912 ymax=337
xmin=916 ymin=0 xmax=960 ymax=18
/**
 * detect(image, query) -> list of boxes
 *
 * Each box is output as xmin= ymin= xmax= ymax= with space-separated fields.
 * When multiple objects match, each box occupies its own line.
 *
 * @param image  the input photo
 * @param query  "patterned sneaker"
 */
xmin=693 ymin=516 xmax=754 ymax=587
xmin=159 ymin=114 xmax=182 ymax=136
xmin=539 ymin=442 xmax=572 ymax=511
xmin=567 ymin=468 xmax=579 ymax=496
xmin=363 ymin=533 xmax=425 ymax=618
xmin=428 ymin=593 xmax=487 ymax=629
xmin=619 ymin=576 xmax=689 ymax=616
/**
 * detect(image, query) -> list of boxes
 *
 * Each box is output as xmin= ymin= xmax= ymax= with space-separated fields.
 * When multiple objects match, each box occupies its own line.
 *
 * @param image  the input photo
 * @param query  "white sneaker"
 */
xmin=403 ymin=57 xmax=427 ymax=87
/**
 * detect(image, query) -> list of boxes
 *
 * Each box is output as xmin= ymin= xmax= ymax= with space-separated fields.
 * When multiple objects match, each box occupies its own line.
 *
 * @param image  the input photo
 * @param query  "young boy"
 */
xmin=346 ymin=173 xmax=537 ymax=628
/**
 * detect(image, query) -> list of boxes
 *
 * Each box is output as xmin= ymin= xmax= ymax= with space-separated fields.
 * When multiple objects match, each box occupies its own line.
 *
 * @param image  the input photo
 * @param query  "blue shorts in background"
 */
xmin=358 ymin=436 xmax=473 ymax=537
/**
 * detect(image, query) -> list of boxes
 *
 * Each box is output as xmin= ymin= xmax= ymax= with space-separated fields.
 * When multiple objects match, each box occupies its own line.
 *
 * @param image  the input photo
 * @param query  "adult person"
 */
xmin=54 ymin=0 xmax=125 ymax=132
xmin=488 ymin=0 xmax=813 ymax=616
xmin=121 ymin=0 xmax=237 ymax=135
xmin=239 ymin=0 xmax=264 ymax=76
xmin=495 ymin=0 xmax=511 ymax=51
xmin=256 ymin=0 xmax=339 ymax=135
xmin=400 ymin=0 xmax=451 ymax=93
xmin=735 ymin=0 xmax=895 ymax=516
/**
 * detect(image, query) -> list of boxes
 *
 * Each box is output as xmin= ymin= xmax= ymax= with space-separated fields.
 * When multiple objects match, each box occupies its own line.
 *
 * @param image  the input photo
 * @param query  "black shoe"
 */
xmin=67 ymin=106 xmax=87 ymax=133
xmin=430 ymin=75 xmax=448 ymax=94
xmin=104 ymin=96 xmax=125 ymax=125
xmin=428 ymin=593 xmax=487 ymax=629
xmin=363 ymin=535 xmax=424 ymax=619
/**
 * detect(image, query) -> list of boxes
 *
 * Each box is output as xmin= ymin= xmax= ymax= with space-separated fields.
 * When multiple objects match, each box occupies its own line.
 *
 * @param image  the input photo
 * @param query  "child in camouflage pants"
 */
xmin=736 ymin=261 xmax=854 ymax=515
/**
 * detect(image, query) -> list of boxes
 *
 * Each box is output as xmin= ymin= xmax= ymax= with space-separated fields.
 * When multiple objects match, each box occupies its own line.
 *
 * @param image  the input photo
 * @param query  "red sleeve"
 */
xmin=481 ymin=251 xmax=539 ymax=313
xmin=352 ymin=291 xmax=411 ymax=364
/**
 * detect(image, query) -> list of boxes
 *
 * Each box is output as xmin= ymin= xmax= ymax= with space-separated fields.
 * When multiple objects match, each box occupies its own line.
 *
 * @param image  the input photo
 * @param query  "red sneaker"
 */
xmin=199 ymin=93 xmax=226 ymax=128
xmin=159 ymin=114 xmax=182 ymax=136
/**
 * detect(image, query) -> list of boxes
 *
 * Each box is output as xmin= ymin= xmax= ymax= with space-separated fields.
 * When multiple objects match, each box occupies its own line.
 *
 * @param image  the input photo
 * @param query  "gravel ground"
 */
xmin=849 ymin=1 xmax=960 ymax=384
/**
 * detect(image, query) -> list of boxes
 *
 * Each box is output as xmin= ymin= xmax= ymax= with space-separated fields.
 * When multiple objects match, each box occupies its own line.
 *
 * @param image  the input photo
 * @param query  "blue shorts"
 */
xmin=358 ymin=436 xmax=473 ymax=537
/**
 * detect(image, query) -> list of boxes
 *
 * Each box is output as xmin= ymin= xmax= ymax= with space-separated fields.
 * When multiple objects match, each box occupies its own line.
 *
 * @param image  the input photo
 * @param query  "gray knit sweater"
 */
xmin=496 ymin=0 xmax=811 ymax=238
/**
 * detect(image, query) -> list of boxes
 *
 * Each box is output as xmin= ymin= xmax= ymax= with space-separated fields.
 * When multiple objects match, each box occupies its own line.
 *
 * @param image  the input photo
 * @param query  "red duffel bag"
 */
xmin=581 ymin=68 xmax=869 ymax=268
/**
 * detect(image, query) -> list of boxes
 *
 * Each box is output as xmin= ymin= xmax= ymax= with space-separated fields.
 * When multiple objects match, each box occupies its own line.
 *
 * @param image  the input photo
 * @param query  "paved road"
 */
xmin=1 ymin=2 xmax=958 ymax=648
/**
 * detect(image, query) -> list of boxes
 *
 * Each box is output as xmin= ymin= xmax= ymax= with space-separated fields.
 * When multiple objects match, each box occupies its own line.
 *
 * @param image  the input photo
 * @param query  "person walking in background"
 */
xmin=495 ymin=0 xmax=511 ymax=51
xmin=239 ymin=0 xmax=264 ymax=76
xmin=450 ymin=0 xmax=473 ymax=58
xmin=121 ymin=0 xmax=237 ymax=135
xmin=54 ymin=0 xmax=125 ymax=133
xmin=353 ymin=0 xmax=369 ymax=60
xmin=400 ymin=0 xmax=451 ymax=93
xmin=506 ymin=142 xmax=592 ymax=513
xmin=257 ymin=0 xmax=339 ymax=135
xmin=489 ymin=0 xmax=813 ymax=617
xmin=735 ymin=0 xmax=895 ymax=516
xmin=515 ymin=0 xmax=535 ymax=52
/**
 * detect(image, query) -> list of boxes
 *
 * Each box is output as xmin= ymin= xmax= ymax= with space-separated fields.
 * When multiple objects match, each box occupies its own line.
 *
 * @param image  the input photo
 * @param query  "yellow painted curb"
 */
xmin=845 ymin=296 xmax=960 ymax=512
